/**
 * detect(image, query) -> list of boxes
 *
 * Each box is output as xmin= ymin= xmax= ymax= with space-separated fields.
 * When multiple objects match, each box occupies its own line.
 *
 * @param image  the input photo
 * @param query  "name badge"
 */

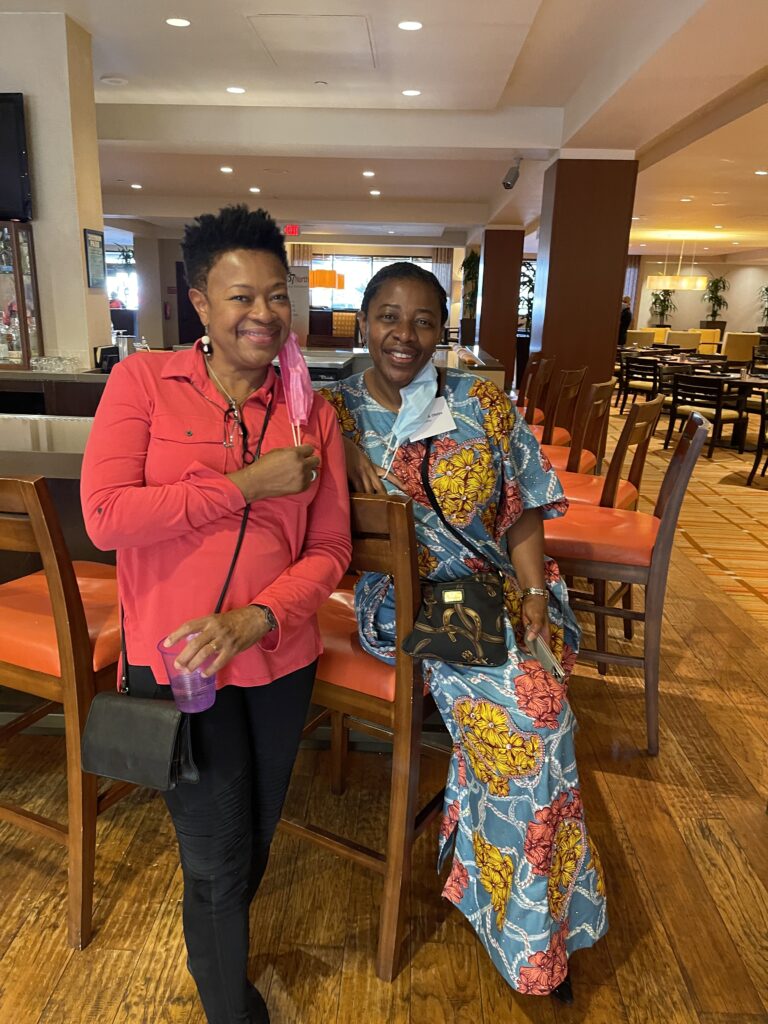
xmin=409 ymin=396 xmax=457 ymax=442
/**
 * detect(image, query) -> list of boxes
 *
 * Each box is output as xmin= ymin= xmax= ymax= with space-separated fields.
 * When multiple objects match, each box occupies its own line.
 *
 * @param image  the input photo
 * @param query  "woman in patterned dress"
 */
xmin=320 ymin=263 xmax=607 ymax=1003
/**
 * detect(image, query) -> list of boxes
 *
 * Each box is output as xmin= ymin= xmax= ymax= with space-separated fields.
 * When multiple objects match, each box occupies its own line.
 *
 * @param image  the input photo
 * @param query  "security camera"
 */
xmin=502 ymin=158 xmax=522 ymax=191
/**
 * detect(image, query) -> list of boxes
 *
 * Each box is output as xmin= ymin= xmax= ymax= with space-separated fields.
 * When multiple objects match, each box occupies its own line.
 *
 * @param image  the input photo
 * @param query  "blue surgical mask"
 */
xmin=389 ymin=360 xmax=438 ymax=446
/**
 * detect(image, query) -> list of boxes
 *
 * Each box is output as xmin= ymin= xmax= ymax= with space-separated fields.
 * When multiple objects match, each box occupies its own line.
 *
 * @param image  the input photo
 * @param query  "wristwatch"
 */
xmin=253 ymin=604 xmax=278 ymax=632
xmin=521 ymin=587 xmax=547 ymax=599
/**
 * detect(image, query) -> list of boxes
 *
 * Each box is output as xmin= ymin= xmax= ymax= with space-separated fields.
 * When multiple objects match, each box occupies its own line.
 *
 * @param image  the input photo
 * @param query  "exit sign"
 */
xmin=284 ymin=223 xmax=300 ymax=236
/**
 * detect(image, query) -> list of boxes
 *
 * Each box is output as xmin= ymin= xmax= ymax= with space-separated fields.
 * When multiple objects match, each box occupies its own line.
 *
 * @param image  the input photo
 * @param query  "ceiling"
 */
xmin=5 ymin=0 xmax=767 ymax=253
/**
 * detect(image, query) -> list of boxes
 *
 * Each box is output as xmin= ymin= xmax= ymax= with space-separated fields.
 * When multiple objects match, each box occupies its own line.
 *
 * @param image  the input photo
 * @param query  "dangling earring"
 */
xmin=201 ymin=329 xmax=212 ymax=356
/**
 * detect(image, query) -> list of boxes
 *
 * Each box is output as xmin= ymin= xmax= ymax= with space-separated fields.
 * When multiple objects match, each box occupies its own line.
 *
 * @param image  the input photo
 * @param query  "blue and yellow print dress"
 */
xmin=321 ymin=370 xmax=607 ymax=995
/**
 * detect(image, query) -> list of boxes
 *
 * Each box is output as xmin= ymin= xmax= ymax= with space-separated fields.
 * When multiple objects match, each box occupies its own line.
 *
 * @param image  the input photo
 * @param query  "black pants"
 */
xmin=127 ymin=661 xmax=316 ymax=1024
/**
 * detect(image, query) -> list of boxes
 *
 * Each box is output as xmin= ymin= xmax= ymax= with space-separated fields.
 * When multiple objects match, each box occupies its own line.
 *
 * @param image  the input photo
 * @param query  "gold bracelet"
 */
xmin=521 ymin=587 xmax=547 ymax=599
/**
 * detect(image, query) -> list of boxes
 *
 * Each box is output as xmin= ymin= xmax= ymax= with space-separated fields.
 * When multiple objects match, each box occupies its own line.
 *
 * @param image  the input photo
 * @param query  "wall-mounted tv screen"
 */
xmin=0 ymin=93 xmax=32 ymax=221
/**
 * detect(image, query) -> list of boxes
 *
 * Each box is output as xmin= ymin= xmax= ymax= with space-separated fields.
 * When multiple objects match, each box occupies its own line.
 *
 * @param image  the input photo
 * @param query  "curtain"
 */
xmin=288 ymin=243 xmax=313 ymax=266
xmin=432 ymin=246 xmax=453 ymax=293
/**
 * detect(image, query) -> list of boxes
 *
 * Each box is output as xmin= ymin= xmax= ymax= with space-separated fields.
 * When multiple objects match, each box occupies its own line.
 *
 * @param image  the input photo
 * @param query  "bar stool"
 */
xmin=530 ymin=366 xmax=587 ymax=447
xmin=541 ymin=378 xmax=616 ymax=475
xmin=0 ymin=475 xmax=126 ymax=948
xmin=542 ymin=415 xmax=708 ymax=754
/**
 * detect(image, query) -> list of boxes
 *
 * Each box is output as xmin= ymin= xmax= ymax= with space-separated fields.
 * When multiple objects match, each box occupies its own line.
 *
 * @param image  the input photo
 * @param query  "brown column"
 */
xmin=477 ymin=228 xmax=524 ymax=389
xmin=531 ymin=159 xmax=638 ymax=384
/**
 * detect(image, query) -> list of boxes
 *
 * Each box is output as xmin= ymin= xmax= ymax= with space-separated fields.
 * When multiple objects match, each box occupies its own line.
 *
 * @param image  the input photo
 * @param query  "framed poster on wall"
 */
xmin=84 ymin=228 xmax=106 ymax=289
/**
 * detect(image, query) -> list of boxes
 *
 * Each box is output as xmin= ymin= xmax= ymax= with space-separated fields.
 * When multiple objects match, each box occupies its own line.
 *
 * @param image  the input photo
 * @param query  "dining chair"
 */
xmin=543 ymin=414 xmax=708 ymax=755
xmin=541 ymin=378 xmax=616 ymax=475
xmin=0 ymin=475 xmax=128 ymax=949
xmin=618 ymin=357 xmax=661 ymax=413
xmin=667 ymin=331 xmax=700 ymax=351
xmin=522 ymin=356 xmax=555 ymax=427
xmin=722 ymin=332 xmax=760 ymax=364
xmin=279 ymin=492 xmax=446 ymax=982
xmin=663 ymin=373 xmax=747 ymax=458
xmin=516 ymin=355 xmax=547 ymax=425
xmin=530 ymin=366 xmax=587 ymax=446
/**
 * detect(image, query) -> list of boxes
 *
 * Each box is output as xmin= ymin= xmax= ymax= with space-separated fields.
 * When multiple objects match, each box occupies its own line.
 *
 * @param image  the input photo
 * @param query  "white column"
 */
xmin=0 ymin=13 xmax=110 ymax=366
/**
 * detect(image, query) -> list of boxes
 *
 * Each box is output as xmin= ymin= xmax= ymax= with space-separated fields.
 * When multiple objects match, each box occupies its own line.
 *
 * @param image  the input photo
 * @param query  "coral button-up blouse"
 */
xmin=80 ymin=342 xmax=351 ymax=688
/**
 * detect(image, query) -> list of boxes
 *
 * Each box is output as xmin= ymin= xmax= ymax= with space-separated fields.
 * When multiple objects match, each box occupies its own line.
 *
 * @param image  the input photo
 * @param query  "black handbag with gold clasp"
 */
xmin=401 ymin=433 xmax=509 ymax=668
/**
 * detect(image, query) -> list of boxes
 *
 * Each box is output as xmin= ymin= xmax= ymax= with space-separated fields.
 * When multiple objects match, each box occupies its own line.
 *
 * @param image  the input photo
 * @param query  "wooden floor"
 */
xmin=0 ymin=406 xmax=767 ymax=1024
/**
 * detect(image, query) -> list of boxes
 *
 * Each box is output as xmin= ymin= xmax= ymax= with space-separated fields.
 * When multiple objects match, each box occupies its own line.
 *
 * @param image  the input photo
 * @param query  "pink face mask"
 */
xmin=278 ymin=331 xmax=314 ymax=445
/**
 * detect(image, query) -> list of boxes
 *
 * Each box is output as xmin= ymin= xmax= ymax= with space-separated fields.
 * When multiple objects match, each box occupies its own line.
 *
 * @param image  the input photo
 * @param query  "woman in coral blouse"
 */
xmin=81 ymin=205 xmax=351 ymax=1024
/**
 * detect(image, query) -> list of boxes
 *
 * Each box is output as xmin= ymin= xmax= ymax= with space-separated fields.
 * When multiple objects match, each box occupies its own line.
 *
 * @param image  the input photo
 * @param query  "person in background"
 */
xmin=108 ymin=291 xmax=124 ymax=309
xmin=618 ymin=294 xmax=632 ymax=346
xmin=320 ymin=262 xmax=607 ymax=1006
xmin=81 ymin=205 xmax=351 ymax=1024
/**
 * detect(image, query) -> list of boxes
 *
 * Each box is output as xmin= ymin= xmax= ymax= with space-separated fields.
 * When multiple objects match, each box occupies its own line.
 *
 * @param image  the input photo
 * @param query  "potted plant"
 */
xmin=700 ymin=275 xmax=729 ymax=332
xmin=649 ymin=289 xmax=677 ymax=327
xmin=519 ymin=260 xmax=535 ymax=334
xmin=459 ymin=249 xmax=480 ymax=344
xmin=757 ymin=284 xmax=768 ymax=333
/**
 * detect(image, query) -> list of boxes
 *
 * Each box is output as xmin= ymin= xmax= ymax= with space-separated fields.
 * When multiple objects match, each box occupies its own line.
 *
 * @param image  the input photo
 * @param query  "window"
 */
xmin=310 ymin=254 xmax=433 ymax=310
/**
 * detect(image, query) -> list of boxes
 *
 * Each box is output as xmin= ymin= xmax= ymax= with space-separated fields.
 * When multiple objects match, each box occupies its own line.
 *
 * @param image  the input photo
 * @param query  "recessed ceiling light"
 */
xmin=388 ymin=230 xmax=395 ymax=234
xmin=100 ymin=75 xmax=128 ymax=86
xmin=226 ymin=86 xmax=246 ymax=94
xmin=679 ymin=197 xmax=693 ymax=202
xmin=398 ymin=21 xmax=423 ymax=30
xmin=130 ymin=183 xmax=142 ymax=190
xmin=714 ymin=224 xmax=723 ymax=229
xmin=314 ymin=80 xmax=328 ymax=86
xmin=732 ymin=242 xmax=740 ymax=245
xmin=639 ymin=244 xmax=646 ymax=247
xmin=165 ymin=17 xmax=191 ymax=28
xmin=755 ymin=169 xmax=768 ymax=176
xmin=370 ymin=190 xmax=381 ymax=196
xmin=402 ymin=89 xmax=421 ymax=97
xmin=631 ymin=216 xmax=640 ymax=220
xmin=249 ymin=187 xmax=261 ymax=193
xmin=703 ymin=246 xmax=709 ymax=250
xmin=362 ymin=170 xmax=375 ymax=177
xmin=220 ymin=166 xmax=234 ymax=174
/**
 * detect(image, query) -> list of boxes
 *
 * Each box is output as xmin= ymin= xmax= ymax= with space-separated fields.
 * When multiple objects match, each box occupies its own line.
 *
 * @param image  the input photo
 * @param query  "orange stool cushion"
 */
xmin=541 ymin=445 xmax=597 ymax=474
xmin=531 ymin=425 xmax=571 ymax=446
xmin=0 ymin=561 xmax=119 ymax=677
xmin=317 ymin=590 xmax=395 ymax=701
xmin=556 ymin=471 xmax=639 ymax=510
xmin=517 ymin=405 xmax=545 ymax=425
xmin=544 ymin=508 xmax=659 ymax=567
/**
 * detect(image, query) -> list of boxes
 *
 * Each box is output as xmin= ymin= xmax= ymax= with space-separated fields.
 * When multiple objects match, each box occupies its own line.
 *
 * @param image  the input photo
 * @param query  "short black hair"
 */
xmin=181 ymin=204 xmax=289 ymax=291
xmin=360 ymin=261 xmax=448 ymax=325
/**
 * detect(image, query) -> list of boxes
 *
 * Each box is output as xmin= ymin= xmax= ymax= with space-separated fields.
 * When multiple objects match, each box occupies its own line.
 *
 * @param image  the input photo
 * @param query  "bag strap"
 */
xmin=418 ymin=370 xmax=508 ymax=578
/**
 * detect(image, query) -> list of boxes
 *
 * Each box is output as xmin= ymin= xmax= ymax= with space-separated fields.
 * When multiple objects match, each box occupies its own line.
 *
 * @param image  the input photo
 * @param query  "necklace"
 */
xmin=205 ymin=357 xmax=258 ymax=416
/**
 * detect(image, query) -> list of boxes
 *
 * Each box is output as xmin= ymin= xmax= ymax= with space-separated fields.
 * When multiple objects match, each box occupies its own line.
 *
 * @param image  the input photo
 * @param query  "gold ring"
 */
xmin=209 ymin=639 xmax=221 ymax=653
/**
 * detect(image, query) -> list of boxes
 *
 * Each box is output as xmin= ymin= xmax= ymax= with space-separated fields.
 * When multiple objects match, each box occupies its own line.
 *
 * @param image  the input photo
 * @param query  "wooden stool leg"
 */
xmin=623 ymin=584 xmax=634 ymax=640
xmin=643 ymin=574 xmax=666 ymax=757
xmin=63 ymin=691 xmax=98 ymax=949
xmin=330 ymin=711 xmax=349 ymax=796
xmin=593 ymin=580 xmax=608 ymax=676
xmin=375 ymin=724 xmax=419 ymax=981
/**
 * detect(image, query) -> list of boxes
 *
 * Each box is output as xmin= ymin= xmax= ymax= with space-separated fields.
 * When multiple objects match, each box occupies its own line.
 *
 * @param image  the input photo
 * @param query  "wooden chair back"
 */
xmin=566 ymin=378 xmax=616 ymax=473
xmin=599 ymin=395 xmax=663 ymax=507
xmin=670 ymin=373 xmax=739 ymax=415
xmin=524 ymin=356 xmax=555 ymax=425
xmin=540 ymin=366 xmax=587 ymax=444
xmin=516 ymin=355 xmax=540 ymax=406
xmin=653 ymin=413 xmax=708 ymax=554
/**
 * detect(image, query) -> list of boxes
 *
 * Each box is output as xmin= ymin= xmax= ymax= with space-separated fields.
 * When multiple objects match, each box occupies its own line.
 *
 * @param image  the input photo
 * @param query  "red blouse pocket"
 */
xmin=146 ymin=414 xmax=227 ymax=484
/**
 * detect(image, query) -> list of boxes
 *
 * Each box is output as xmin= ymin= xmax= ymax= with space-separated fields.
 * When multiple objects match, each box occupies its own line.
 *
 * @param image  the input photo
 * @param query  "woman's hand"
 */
xmin=229 ymin=444 xmax=320 ymax=502
xmin=522 ymin=593 xmax=551 ymax=648
xmin=163 ymin=607 xmax=272 ymax=677
xmin=342 ymin=436 xmax=405 ymax=494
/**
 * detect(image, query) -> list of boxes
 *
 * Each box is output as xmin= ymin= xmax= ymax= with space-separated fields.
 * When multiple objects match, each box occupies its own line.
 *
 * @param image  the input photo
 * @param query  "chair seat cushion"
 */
xmin=555 ymin=471 xmax=639 ymax=510
xmin=543 ymin=508 xmax=659 ymax=567
xmin=628 ymin=380 xmax=655 ymax=391
xmin=0 ymin=562 xmax=119 ymax=677
xmin=317 ymin=590 xmax=395 ymax=701
xmin=541 ymin=445 xmax=597 ymax=474
xmin=531 ymin=425 xmax=572 ymax=446
xmin=675 ymin=403 xmax=741 ymax=421
xmin=517 ymin=405 xmax=545 ymax=425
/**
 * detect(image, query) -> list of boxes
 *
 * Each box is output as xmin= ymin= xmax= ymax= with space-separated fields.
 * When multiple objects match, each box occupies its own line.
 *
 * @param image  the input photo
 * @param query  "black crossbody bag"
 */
xmin=82 ymin=395 xmax=272 ymax=791
xmin=401 ymin=381 xmax=509 ymax=668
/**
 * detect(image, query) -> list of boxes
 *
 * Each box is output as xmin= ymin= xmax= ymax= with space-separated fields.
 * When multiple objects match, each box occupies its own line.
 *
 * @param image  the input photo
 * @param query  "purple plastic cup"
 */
xmin=157 ymin=633 xmax=216 ymax=713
